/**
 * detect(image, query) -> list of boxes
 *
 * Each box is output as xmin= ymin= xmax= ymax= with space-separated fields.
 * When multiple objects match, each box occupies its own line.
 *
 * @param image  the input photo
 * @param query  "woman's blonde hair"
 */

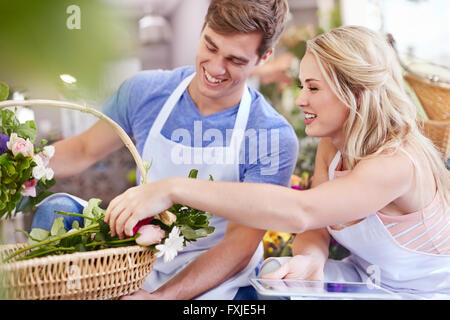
xmin=306 ymin=25 xmax=449 ymax=210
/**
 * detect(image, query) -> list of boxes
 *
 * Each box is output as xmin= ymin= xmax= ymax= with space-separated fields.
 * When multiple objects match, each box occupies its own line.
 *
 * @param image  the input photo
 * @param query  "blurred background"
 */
xmin=1 ymin=0 xmax=449 ymax=257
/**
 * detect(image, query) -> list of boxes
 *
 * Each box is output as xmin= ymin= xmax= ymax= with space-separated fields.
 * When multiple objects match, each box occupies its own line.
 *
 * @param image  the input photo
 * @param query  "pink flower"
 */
xmin=22 ymin=179 xmax=38 ymax=197
xmin=7 ymin=133 xmax=34 ymax=157
xmin=132 ymin=217 xmax=154 ymax=236
xmin=135 ymin=224 xmax=166 ymax=246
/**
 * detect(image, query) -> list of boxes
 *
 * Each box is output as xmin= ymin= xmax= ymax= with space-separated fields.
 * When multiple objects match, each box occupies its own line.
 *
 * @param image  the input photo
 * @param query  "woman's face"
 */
xmin=296 ymin=51 xmax=349 ymax=148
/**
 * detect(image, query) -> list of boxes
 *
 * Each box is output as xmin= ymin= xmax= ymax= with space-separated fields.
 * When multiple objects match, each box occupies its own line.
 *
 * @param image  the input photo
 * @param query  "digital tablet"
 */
xmin=250 ymin=278 xmax=403 ymax=300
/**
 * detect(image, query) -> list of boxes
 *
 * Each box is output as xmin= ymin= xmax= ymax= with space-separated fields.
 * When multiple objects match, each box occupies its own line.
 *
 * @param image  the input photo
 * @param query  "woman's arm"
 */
xmin=290 ymin=138 xmax=335 ymax=261
xmin=106 ymin=146 xmax=413 ymax=238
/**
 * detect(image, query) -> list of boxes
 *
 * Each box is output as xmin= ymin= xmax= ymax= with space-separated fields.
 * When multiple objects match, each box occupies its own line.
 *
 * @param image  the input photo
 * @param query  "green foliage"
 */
xmin=168 ymin=169 xmax=215 ymax=243
xmin=0 ymin=101 xmax=55 ymax=219
xmin=0 ymin=82 xmax=9 ymax=101
xmin=0 ymin=0 xmax=136 ymax=96
xmin=3 ymin=199 xmax=139 ymax=262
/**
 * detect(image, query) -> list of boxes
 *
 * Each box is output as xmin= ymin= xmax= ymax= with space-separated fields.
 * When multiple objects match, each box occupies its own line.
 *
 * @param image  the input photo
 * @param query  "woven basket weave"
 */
xmin=0 ymin=99 xmax=156 ymax=299
xmin=404 ymin=74 xmax=450 ymax=158
xmin=0 ymin=243 xmax=155 ymax=300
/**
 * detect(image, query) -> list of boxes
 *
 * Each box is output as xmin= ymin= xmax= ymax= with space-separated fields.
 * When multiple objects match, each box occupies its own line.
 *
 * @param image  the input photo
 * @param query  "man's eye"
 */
xmin=309 ymin=87 xmax=318 ymax=91
xmin=231 ymin=59 xmax=245 ymax=66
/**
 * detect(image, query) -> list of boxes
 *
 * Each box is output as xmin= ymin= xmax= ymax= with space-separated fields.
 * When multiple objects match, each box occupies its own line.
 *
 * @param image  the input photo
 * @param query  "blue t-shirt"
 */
xmin=102 ymin=66 xmax=298 ymax=187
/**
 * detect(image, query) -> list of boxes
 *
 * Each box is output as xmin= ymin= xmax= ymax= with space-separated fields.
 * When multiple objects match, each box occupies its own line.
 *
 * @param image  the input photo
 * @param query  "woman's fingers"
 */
xmin=104 ymin=194 xmax=121 ymax=223
xmin=124 ymin=215 xmax=140 ymax=238
xmin=260 ymin=262 xmax=289 ymax=279
xmin=107 ymin=198 xmax=128 ymax=237
xmin=115 ymin=208 xmax=134 ymax=239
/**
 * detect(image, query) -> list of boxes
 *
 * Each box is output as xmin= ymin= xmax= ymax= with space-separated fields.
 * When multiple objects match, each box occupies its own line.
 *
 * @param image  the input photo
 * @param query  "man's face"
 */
xmin=192 ymin=25 xmax=265 ymax=104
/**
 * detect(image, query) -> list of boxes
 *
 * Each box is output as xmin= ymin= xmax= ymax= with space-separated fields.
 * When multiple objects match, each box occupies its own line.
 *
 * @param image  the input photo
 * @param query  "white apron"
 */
xmin=325 ymin=151 xmax=450 ymax=299
xmin=140 ymin=72 xmax=264 ymax=299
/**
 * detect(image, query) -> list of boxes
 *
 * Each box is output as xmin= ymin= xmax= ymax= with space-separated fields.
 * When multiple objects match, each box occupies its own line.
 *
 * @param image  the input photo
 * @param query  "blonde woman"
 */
xmin=106 ymin=26 xmax=450 ymax=299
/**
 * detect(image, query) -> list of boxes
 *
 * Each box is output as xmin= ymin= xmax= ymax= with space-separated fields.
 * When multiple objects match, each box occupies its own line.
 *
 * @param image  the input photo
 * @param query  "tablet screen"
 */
xmin=250 ymin=278 xmax=402 ymax=299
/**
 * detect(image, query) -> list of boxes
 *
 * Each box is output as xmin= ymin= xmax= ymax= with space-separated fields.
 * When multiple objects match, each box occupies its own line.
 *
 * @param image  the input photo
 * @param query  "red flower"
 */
xmin=132 ymin=217 xmax=153 ymax=236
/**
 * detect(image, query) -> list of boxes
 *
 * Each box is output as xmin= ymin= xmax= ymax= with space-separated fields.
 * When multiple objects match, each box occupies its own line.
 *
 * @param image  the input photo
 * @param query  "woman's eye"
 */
xmin=309 ymin=87 xmax=318 ymax=91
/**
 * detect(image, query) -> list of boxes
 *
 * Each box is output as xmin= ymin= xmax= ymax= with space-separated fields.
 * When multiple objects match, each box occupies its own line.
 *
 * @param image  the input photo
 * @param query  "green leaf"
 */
xmin=188 ymin=169 xmax=198 ymax=179
xmin=28 ymin=228 xmax=51 ymax=246
xmin=0 ymin=154 xmax=8 ymax=166
xmin=6 ymin=163 xmax=16 ymax=176
xmin=74 ymin=243 xmax=87 ymax=252
xmin=51 ymin=217 xmax=67 ymax=237
xmin=0 ymin=82 xmax=8 ymax=101
xmin=16 ymin=121 xmax=37 ymax=143
xmin=82 ymin=198 xmax=102 ymax=227
xmin=72 ymin=220 xmax=80 ymax=230
xmin=94 ymin=232 xmax=106 ymax=242
xmin=179 ymin=225 xmax=214 ymax=241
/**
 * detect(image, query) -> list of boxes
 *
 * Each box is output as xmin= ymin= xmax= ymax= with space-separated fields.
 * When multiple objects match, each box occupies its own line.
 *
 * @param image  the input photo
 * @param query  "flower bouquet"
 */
xmin=0 ymin=83 xmax=55 ymax=219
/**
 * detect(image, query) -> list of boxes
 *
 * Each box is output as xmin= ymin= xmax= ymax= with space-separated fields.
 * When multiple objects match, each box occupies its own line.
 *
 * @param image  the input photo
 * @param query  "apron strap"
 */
xmin=328 ymin=150 xmax=342 ymax=180
xmin=150 ymin=72 xmax=196 ymax=134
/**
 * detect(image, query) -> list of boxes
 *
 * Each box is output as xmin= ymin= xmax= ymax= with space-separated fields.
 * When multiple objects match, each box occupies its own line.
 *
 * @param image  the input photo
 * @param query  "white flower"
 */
xmin=6 ymin=133 xmax=18 ymax=150
xmin=32 ymin=165 xmax=46 ymax=180
xmin=42 ymin=145 xmax=55 ymax=158
xmin=155 ymin=226 xmax=184 ymax=263
xmin=45 ymin=168 xmax=54 ymax=180
xmin=32 ymin=154 xmax=44 ymax=167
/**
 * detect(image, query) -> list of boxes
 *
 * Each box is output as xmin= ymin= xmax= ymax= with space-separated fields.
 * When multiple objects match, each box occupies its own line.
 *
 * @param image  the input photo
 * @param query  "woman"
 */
xmin=106 ymin=26 xmax=450 ymax=299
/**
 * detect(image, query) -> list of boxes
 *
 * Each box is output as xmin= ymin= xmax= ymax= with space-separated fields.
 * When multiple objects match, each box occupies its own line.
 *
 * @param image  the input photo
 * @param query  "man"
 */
xmin=34 ymin=0 xmax=298 ymax=299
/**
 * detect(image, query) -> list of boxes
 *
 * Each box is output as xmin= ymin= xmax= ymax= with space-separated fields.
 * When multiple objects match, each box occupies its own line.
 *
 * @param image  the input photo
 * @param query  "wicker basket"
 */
xmin=419 ymin=119 xmax=450 ymax=159
xmin=0 ymin=99 xmax=155 ymax=299
xmin=404 ymin=73 xmax=450 ymax=121
xmin=0 ymin=243 xmax=155 ymax=300
xmin=404 ymin=74 xmax=450 ymax=158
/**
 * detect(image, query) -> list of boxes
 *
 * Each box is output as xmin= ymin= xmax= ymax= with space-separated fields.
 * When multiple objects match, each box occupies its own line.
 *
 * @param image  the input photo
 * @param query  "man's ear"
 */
xmin=257 ymin=48 xmax=274 ymax=66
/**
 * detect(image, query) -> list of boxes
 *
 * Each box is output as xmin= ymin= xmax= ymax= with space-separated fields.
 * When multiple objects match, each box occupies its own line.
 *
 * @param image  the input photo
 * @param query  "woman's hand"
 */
xmin=104 ymin=179 xmax=176 ymax=239
xmin=261 ymin=255 xmax=325 ymax=280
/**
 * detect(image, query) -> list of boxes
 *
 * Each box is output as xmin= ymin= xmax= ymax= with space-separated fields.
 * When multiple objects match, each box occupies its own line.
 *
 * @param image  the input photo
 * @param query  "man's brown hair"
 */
xmin=203 ymin=0 xmax=289 ymax=58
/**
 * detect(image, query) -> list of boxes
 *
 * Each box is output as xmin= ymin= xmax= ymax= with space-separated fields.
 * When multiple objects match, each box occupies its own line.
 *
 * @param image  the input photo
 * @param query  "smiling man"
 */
xmin=34 ymin=0 xmax=298 ymax=300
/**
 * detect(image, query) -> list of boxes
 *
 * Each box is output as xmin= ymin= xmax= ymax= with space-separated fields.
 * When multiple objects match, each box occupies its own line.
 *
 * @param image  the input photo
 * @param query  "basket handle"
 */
xmin=0 ymin=99 xmax=148 ymax=184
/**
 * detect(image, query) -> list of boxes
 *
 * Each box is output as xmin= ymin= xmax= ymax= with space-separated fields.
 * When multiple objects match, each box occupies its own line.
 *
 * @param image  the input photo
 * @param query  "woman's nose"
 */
xmin=295 ymin=89 xmax=308 ymax=108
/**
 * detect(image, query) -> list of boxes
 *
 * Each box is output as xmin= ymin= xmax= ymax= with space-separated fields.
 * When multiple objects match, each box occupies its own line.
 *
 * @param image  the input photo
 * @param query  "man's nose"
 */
xmin=208 ymin=55 xmax=226 ymax=76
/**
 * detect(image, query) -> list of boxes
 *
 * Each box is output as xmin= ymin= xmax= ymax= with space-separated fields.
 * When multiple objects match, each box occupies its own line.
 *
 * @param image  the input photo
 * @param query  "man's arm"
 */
xmin=50 ymin=120 xmax=124 ymax=178
xmin=150 ymin=222 xmax=265 ymax=299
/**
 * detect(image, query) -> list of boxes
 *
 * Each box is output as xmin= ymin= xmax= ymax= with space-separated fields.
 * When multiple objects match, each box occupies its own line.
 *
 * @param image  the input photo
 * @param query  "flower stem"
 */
xmin=84 ymin=235 xmax=139 ymax=248
xmin=15 ymin=247 xmax=76 ymax=261
xmin=54 ymin=211 xmax=97 ymax=221
xmin=3 ymin=223 xmax=99 ymax=263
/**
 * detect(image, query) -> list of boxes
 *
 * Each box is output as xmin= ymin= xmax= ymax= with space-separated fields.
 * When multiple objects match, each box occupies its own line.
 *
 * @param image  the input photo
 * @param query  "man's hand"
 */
xmin=120 ymin=289 xmax=166 ymax=300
